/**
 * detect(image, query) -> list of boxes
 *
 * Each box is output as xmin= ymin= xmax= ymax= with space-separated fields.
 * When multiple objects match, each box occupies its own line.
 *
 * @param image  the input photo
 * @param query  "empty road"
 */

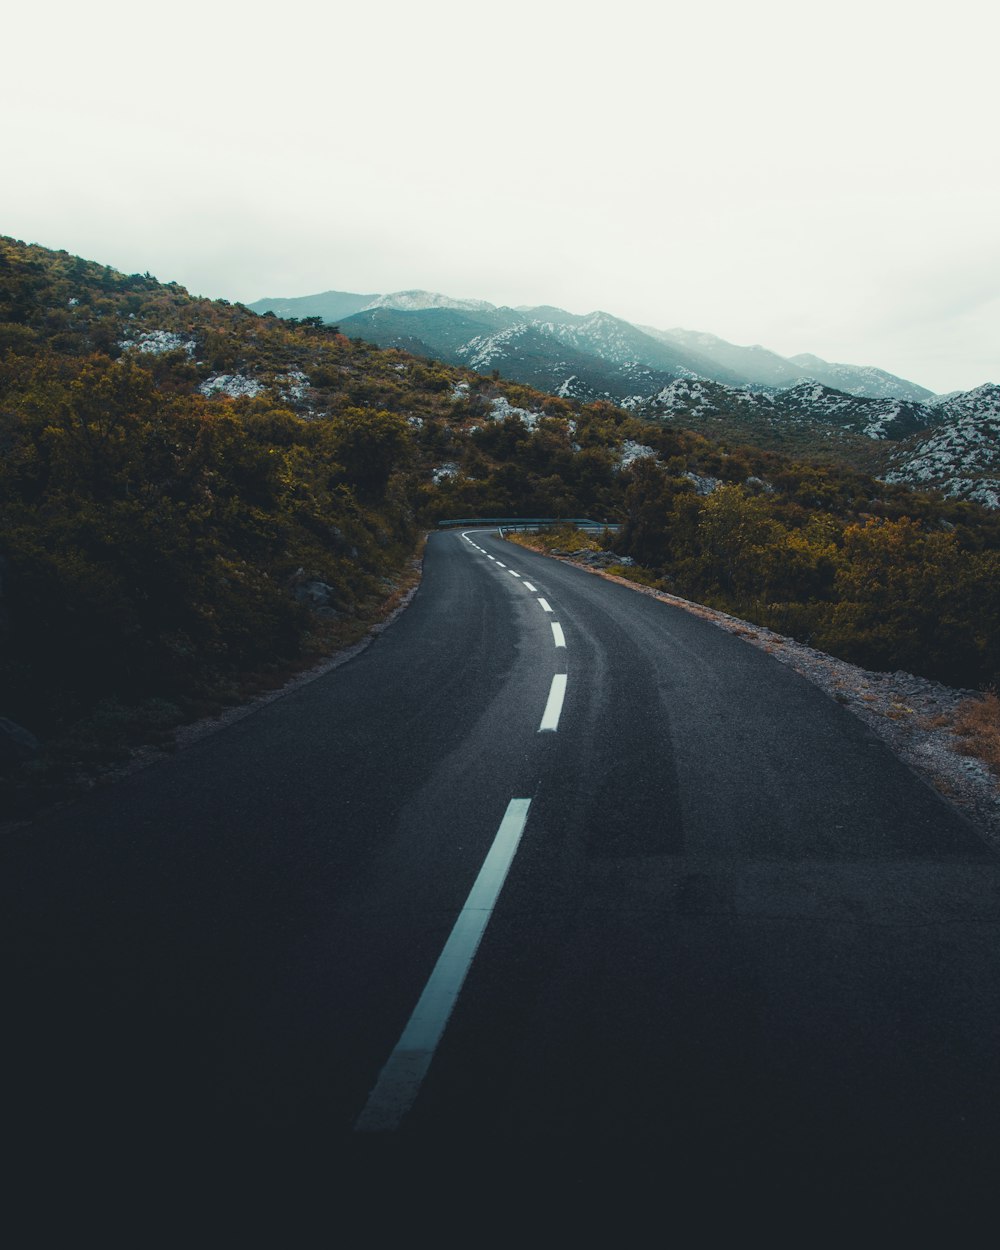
xmin=4 ymin=528 xmax=999 ymax=1197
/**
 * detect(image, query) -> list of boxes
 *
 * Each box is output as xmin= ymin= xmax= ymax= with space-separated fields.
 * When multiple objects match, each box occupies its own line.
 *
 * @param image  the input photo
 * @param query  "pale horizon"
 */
xmin=5 ymin=0 xmax=998 ymax=396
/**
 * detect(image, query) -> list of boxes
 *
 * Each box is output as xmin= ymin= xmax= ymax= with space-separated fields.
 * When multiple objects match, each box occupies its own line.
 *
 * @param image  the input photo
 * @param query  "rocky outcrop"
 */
xmin=552 ymin=550 xmax=635 ymax=568
xmin=291 ymin=579 xmax=344 ymax=619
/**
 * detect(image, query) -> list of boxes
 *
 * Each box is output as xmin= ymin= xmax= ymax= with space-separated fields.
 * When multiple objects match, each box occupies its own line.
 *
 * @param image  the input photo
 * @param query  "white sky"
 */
xmin=3 ymin=0 xmax=998 ymax=393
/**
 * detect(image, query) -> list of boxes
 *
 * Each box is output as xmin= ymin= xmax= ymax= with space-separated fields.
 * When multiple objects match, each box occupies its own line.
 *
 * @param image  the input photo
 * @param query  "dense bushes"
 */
xmin=616 ymin=463 xmax=1000 ymax=689
xmin=0 ymin=351 xmax=417 ymax=750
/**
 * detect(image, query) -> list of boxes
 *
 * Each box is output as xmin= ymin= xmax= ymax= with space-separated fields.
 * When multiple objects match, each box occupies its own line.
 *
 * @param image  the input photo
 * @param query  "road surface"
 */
xmin=4 ymin=528 xmax=999 ymax=1197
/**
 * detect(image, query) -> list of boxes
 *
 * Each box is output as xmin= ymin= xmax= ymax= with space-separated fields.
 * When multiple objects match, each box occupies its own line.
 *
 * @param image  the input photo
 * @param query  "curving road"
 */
xmin=3 ymin=528 xmax=1000 ymax=1191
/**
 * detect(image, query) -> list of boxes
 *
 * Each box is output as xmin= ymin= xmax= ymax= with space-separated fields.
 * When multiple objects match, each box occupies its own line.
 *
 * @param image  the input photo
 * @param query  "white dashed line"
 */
xmin=539 ymin=673 xmax=567 ymax=732
xmin=355 ymin=798 xmax=533 ymax=1133
xmin=537 ymin=598 xmax=553 ymax=613
xmin=495 ymin=562 xmax=506 ymax=568
xmin=487 ymin=556 xmax=496 ymax=561
xmin=523 ymin=582 xmax=537 ymax=593
xmin=551 ymin=622 xmax=566 ymax=648
xmin=509 ymin=571 xmax=521 ymax=578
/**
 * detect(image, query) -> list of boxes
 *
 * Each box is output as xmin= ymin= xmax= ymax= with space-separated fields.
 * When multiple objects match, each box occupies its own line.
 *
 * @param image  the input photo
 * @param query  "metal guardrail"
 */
xmin=496 ymin=524 xmax=621 ymax=535
xmin=436 ymin=517 xmax=612 ymax=529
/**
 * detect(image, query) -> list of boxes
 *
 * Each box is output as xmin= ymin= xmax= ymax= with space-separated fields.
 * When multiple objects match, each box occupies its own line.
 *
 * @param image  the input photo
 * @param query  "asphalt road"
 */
xmin=4 ymin=528 xmax=999 ymax=1198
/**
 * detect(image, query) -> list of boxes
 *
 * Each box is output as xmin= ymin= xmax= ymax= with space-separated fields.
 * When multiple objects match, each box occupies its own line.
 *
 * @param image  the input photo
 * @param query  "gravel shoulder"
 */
xmin=537 ymin=551 xmax=1000 ymax=854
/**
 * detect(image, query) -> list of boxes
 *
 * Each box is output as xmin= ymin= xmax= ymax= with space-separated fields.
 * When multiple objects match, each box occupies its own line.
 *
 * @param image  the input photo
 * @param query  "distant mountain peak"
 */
xmin=363 ymin=290 xmax=497 ymax=314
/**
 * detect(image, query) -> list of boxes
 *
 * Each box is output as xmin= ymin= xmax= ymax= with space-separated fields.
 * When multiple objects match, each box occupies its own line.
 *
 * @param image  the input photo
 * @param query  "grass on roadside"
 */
xmin=504 ymin=524 xmax=603 ymax=556
xmin=952 ymin=692 xmax=1000 ymax=777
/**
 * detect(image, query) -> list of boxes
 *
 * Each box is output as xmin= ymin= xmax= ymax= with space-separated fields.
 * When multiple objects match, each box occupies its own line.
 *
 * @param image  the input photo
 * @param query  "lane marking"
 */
xmin=495 ymin=562 xmax=506 ymax=568
xmin=509 ymin=571 xmax=521 ymax=578
xmin=487 ymin=556 xmax=496 ymax=561
xmin=539 ymin=673 xmax=567 ymax=732
xmin=551 ymin=622 xmax=566 ymax=648
xmin=354 ymin=798 xmax=533 ymax=1133
xmin=537 ymin=598 xmax=553 ymax=613
xmin=524 ymin=582 xmax=537 ymax=593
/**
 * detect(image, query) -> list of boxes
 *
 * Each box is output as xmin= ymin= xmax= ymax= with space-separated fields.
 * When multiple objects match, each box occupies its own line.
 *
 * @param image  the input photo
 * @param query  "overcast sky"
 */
xmin=4 ymin=0 xmax=998 ymax=394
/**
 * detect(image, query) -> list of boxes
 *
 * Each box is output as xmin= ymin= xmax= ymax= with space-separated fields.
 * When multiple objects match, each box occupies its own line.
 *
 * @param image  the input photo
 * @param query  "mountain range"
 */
xmin=249 ymin=288 xmax=935 ymax=403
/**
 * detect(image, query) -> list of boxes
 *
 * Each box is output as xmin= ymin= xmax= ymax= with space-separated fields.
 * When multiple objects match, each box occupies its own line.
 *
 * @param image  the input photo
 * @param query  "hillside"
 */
xmin=253 ymin=286 xmax=1000 ymax=495
xmin=635 ymin=378 xmax=1000 ymax=507
xmin=2 ymin=234 xmax=999 ymax=814
xmin=885 ymin=385 xmax=1000 ymax=508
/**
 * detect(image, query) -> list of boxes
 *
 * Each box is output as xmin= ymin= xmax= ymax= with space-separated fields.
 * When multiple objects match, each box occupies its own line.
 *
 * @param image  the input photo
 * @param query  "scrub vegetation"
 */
xmin=1 ymin=234 xmax=998 ymax=812
xmin=953 ymin=693 xmax=1000 ymax=777
xmin=611 ymin=461 xmax=1000 ymax=689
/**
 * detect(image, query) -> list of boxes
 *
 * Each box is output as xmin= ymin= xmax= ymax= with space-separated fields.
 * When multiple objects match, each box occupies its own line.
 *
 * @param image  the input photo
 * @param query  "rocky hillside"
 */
xmin=885 ymin=385 xmax=1000 ymax=508
xmin=252 ymin=287 xmax=1000 ymax=504
xmin=636 ymin=378 xmax=1000 ymax=507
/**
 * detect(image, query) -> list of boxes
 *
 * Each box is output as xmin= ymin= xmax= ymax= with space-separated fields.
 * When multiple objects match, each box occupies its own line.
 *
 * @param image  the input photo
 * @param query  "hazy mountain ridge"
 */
xmin=786 ymin=354 xmax=933 ymax=402
xmin=642 ymin=327 xmax=933 ymax=402
xmin=640 ymin=326 xmax=806 ymax=389
xmin=524 ymin=310 xmax=746 ymax=385
xmin=454 ymin=322 xmax=685 ymax=401
xmin=249 ymin=289 xmax=378 ymax=323
xmin=250 ymin=287 xmax=935 ymax=400
xmin=364 ymin=289 xmax=496 ymax=314
xmin=253 ymin=291 xmax=750 ymax=389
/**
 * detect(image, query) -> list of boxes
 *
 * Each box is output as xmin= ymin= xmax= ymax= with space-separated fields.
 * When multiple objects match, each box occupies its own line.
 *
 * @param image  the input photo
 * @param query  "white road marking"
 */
xmin=509 ymin=571 xmax=521 ymax=578
xmin=495 ymin=562 xmax=506 ymax=568
xmin=523 ymin=582 xmax=537 ymax=593
xmin=551 ymin=622 xmax=566 ymax=648
xmin=488 ymin=556 xmax=496 ymax=561
xmin=537 ymin=598 xmax=553 ymax=613
xmin=539 ymin=673 xmax=567 ymax=732
xmin=354 ymin=798 xmax=533 ymax=1133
